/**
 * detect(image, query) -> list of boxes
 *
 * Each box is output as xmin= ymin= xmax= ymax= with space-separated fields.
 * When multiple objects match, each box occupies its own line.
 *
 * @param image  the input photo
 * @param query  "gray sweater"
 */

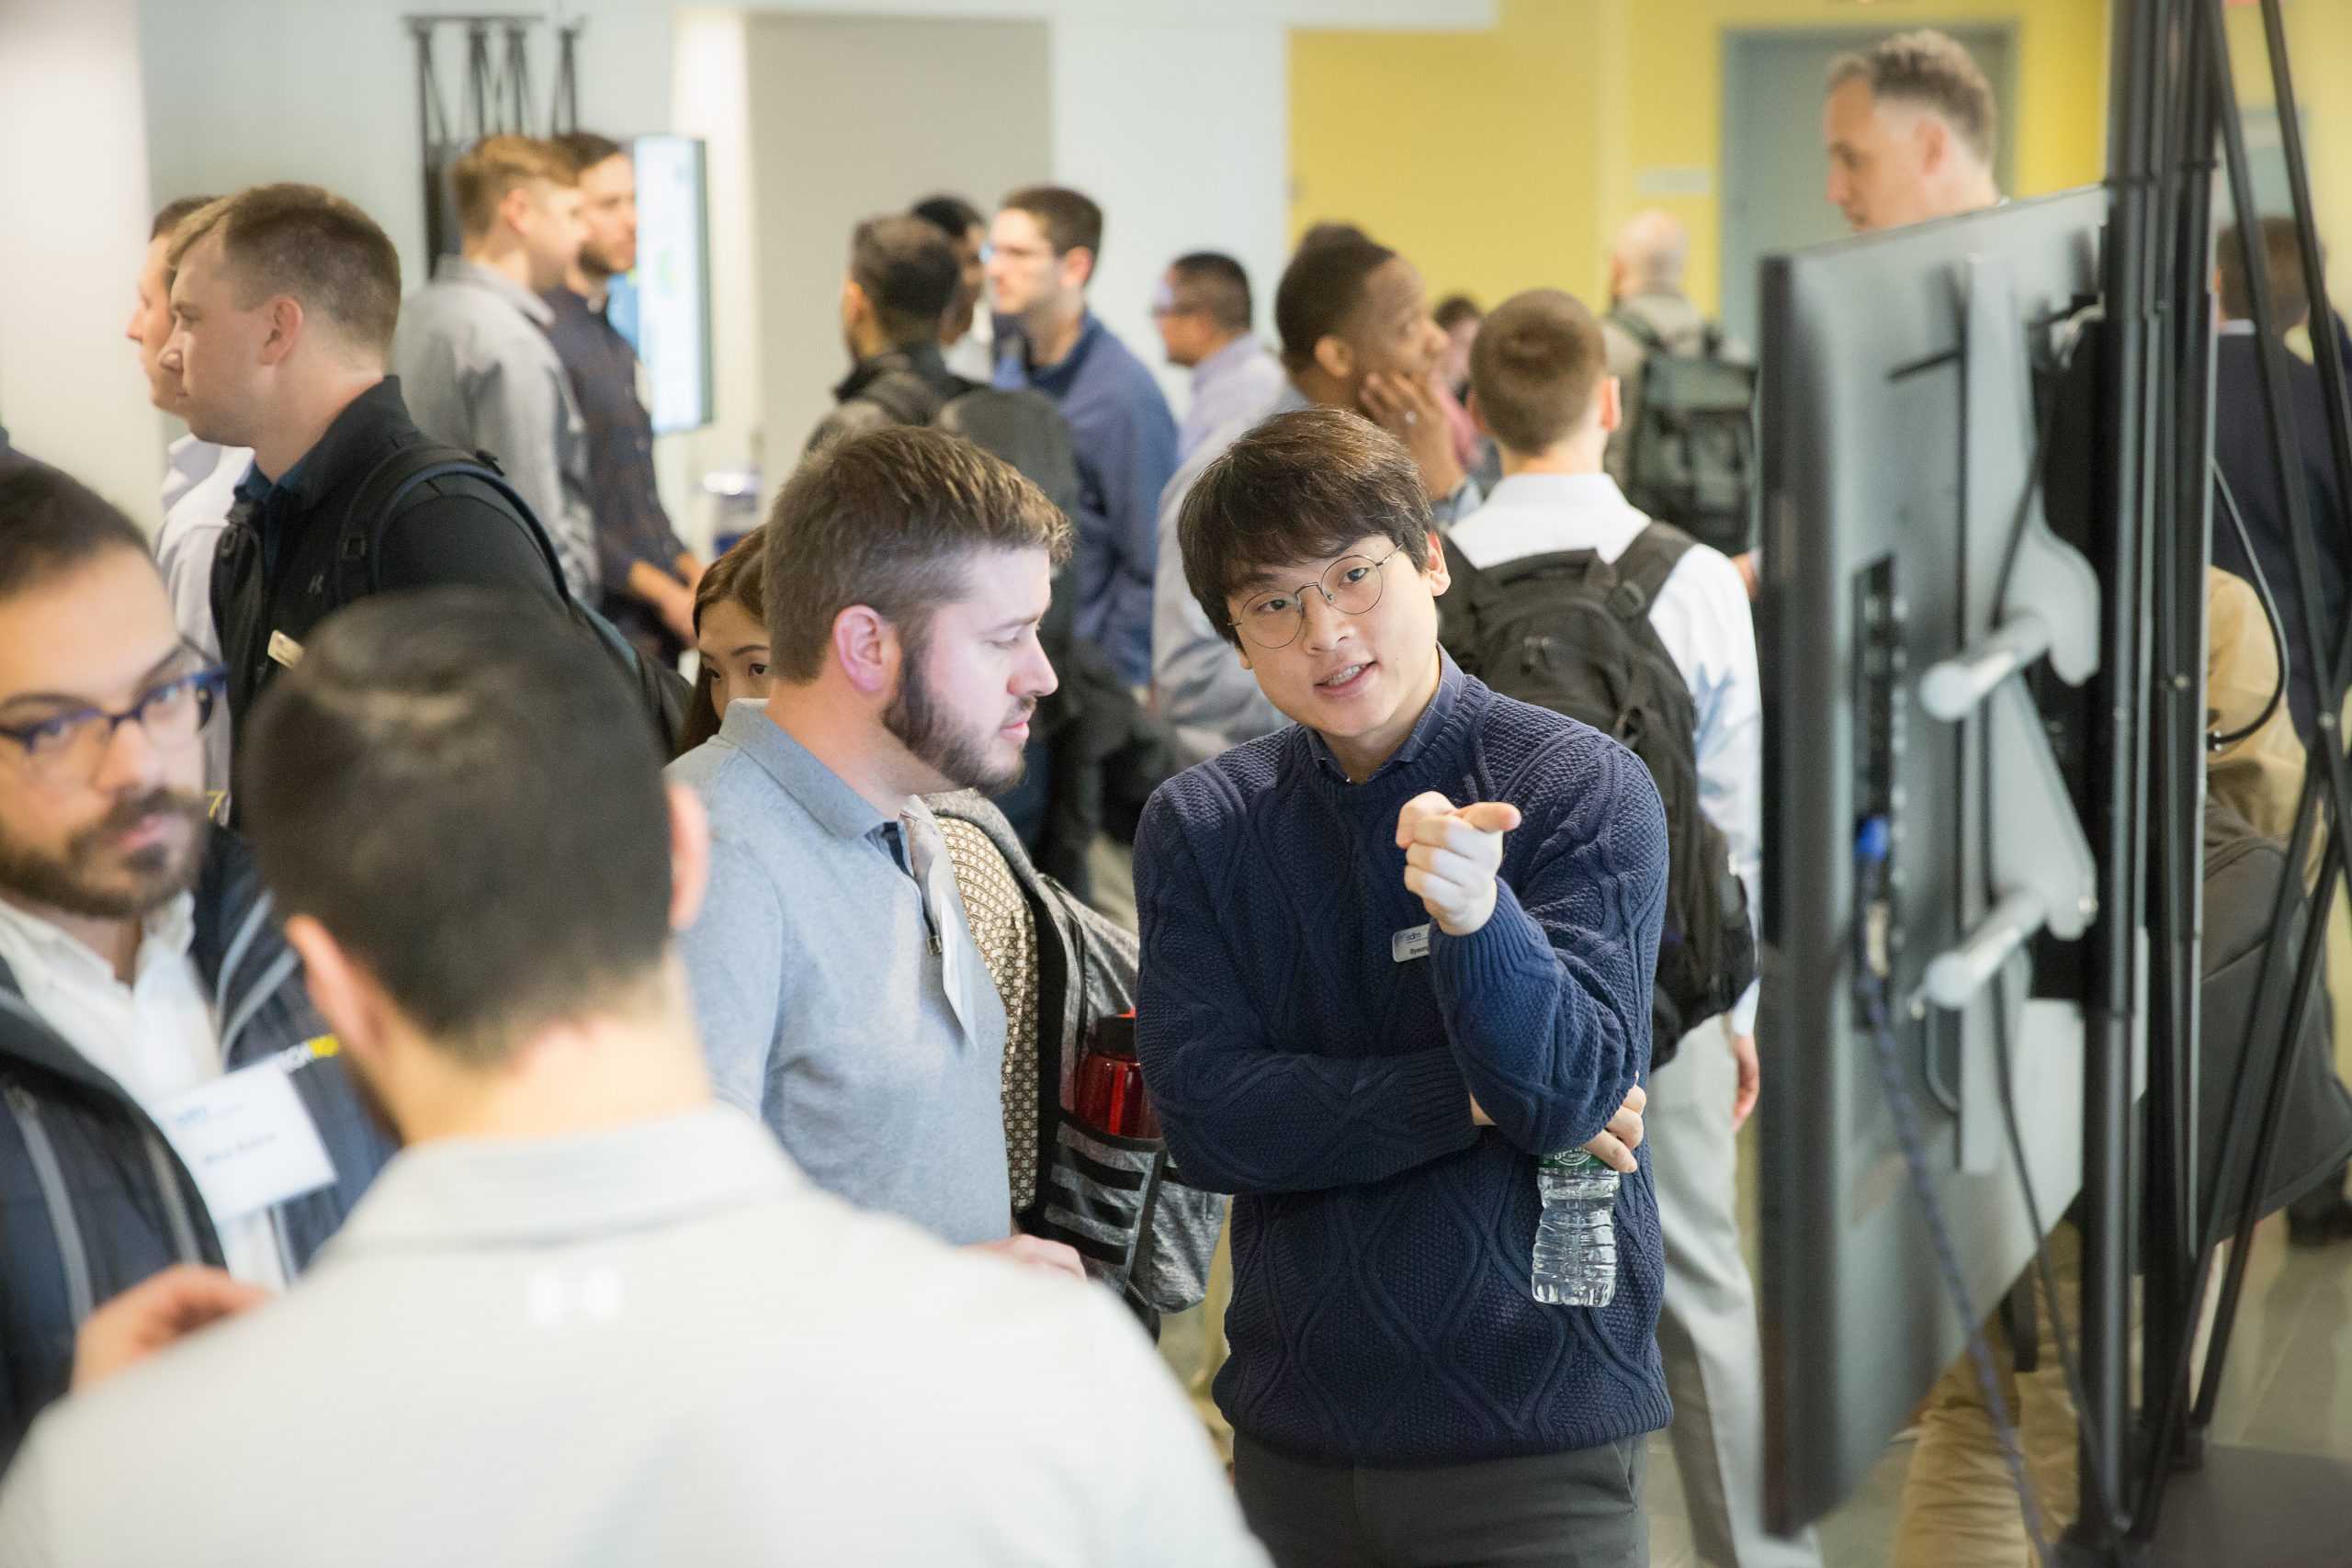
xmin=669 ymin=703 xmax=1013 ymax=1246
xmin=390 ymin=255 xmax=599 ymax=601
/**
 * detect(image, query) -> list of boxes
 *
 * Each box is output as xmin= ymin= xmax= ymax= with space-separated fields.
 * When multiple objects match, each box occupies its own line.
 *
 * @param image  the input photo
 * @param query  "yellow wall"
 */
xmin=1292 ymin=0 xmax=2110 ymax=316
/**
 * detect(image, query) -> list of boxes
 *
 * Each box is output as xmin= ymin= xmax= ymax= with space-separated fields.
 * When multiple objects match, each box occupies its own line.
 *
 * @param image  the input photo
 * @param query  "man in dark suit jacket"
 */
xmin=2211 ymin=217 xmax=2352 ymax=1248
xmin=2210 ymin=217 xmax=2352 ymax=746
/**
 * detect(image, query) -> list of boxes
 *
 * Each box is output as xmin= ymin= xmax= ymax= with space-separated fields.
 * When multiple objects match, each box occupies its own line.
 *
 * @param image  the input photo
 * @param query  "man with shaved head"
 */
xmin=1600 ymin=209 xmax=1713 ymax=487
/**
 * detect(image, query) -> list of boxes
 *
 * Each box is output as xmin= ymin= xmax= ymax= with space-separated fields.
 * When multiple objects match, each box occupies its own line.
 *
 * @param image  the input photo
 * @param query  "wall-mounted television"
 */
xmin=611 ymin=133 xmax=713 ymax=434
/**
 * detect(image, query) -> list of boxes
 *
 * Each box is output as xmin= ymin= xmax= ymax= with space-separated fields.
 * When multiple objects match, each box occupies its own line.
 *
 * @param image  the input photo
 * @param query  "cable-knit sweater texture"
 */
xmin=1134 ymin=661 xmax=1673 ymax=1468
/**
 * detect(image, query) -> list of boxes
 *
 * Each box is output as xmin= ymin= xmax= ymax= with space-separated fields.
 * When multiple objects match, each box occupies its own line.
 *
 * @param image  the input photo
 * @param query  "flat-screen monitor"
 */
xmin=1756 ymin=187 xmax=2109 ymax=1529
xmin=613 ymin=133 xmax=713 ymax=434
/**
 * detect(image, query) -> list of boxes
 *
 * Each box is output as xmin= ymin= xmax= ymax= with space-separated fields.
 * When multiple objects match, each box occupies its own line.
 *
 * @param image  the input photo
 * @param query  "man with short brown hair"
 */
xmin=541 ymin=131 xmax=704 ymax=662
xmin=673 ymin=425 xmax=1084 ymax=1271
xmin=988 ymin=185 xmax=1178 ymax=687
xmin=162 ymin=183 xmax=559 ymax=758
xmin=391 ymin=136 xmax=598 ymax=600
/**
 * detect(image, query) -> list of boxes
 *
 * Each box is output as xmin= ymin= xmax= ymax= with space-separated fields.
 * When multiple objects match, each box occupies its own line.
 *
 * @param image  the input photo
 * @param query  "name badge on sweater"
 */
xmin=1392 ymin=923 xmax=1432 ymax=964
xmin=267 ymin=631 xmax=304 ymax=668
xmin=155 ymin=1055 xmax=335 ymax=1225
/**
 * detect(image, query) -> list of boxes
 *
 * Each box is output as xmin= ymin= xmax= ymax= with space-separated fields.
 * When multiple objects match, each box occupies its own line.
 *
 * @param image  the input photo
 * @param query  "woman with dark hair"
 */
xmin=673 ymin=526 xmax=770 ymax=758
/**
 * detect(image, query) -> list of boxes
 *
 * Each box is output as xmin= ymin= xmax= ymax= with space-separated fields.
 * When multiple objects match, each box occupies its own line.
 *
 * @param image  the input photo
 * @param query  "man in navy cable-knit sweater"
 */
xmin=1135 ymin=405 xmax=1670 ymax=1567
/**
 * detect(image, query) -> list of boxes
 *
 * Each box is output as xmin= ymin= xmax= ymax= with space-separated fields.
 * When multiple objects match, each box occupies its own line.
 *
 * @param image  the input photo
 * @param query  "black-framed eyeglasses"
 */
xmin=1234 ymin=547 xmax=1408 ymax=651
xmin=0 ymin=664 xmax=227 ymax=787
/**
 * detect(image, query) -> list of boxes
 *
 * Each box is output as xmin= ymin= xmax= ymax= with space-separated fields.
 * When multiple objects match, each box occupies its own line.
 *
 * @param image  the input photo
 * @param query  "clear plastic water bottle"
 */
xmin=1532 ymin=1149 xmax=1619 ymax=1306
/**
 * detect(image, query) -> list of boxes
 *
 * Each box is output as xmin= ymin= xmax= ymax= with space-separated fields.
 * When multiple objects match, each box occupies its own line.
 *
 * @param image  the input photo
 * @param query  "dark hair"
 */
xmin=0 ymin=468 xmax=153 ymax=604
xmin=1274 ymin=235 xmax=1397 ymax=372
xmin=910 ymin=194 xmax=985 ymax=241
xmin=1168 ymin=252 xmax=1253 ymax=333
xmin=1179 ymin=407 xmax=1430 ymax=647
xmin=1296 ymin=220 xmax=1374 ymax=253
xmin=552 ymin=130 xmax=628 ymax=176
xmin=151 ymin=196 xmax=220 ymax=242
xmin=763 ymin=425 xmax=1072 ymax=682
xmin=1433 ymin=294 xmax=1483 ymax=333
xmin=850 ymin=215 xmax=962 ymax=344
xmin=1827 ymin=28 xmax=1998 ymax=167
xmin=1469 ymin=289 xmax=1607 ymax=455
xmin=1001 ymin=185 xmax=1103 ymax=263
xmin=674 ymin=525 xmax=770 ymax=758
xmin=2218 ymin=216 xmax=2313 ymax=328
xmin=241 ymin=590 xmax=673 ymax=1068
xmin=168 ymin=184 xmax=403 ymax=358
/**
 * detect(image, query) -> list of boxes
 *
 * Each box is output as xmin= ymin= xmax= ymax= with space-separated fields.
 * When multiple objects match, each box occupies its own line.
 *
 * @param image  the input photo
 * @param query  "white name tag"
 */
xmin=267 ymin=630 xmax=303 ymax=668
xmin=155 ymin=1057 xmax=336 ymax=1225
xmin=1391 ymin=923 xmax=1432 ymax=964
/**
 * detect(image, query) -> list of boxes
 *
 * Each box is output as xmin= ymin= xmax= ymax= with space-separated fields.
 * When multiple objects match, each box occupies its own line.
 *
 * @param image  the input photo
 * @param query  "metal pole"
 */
xmin=2071 ymin=0 xmax=2165 ymax=1555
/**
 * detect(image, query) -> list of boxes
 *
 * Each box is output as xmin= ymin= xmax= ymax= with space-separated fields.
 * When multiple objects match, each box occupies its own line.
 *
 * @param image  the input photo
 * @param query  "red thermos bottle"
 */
xmin=1074 ymin=1011 xmax=1159 ymax=1139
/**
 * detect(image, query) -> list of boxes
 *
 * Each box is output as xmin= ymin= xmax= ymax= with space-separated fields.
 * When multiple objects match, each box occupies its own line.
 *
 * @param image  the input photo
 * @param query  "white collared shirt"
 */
xmin=0 ymin=893 xmax=285 ymax=1289
xmin=157 ymin=434 xmax=251 ymax=796
xmin=1449 ymin=470 xmax=1763 ymax=1034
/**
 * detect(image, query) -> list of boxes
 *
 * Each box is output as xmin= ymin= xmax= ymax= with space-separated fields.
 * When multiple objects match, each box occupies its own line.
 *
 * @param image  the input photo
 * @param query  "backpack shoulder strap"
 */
xmin=1608 ymin=522 xmax=1697 ymax=622
xmin=335 ymin=444 xmax=566 ymax=604
xmin=1607 ymin=307 xmax=1668 ymax=354
xmin=1440 ymin=531 xmax=1504 ymax=616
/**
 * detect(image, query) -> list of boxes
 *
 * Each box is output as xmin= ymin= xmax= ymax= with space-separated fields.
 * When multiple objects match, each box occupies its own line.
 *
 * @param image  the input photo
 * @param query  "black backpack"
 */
xmin=334 ymin=444 xmax=694 ymax=751
xmin=1440 ymin=523 xmax=1754 ymax=1068
xmin=1610 ymin=309 xmax=1758 ymax=560
xmin=849 ymin=370 xmax=1084 ymax=523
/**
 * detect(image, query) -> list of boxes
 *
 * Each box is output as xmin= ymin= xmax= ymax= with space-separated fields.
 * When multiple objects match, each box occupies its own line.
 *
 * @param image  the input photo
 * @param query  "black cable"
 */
xmin=1991 ymin=969 xmax=2129 ymax=1545
xmin=1962 ymin=674 xmax=2129 ymax=1549
xmin=2209 ymin=463 xmax=2292 ymax=751
xmin=1854 ymin=819 xmax=2057 ymax=1566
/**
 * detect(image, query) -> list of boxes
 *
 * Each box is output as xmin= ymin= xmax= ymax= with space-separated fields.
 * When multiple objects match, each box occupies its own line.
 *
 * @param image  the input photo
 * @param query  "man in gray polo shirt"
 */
xmin=390 ymin=135 xmax=598 ymax=602
xmin=673 ymin=427 xmax=1079 ymax=1262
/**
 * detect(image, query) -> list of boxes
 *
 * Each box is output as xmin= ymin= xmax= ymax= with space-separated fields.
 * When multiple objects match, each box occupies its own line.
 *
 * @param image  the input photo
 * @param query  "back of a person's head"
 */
xmin=1169 ymin=253 xmax=1253 ymax=334
xmin=1296 ymin=220 xmax=1374 ymax=254
xmin=1275 ymin=234 xmax=1397 ymax=371
xmin=1612 ymin=209 xmax=1690 ymax=295
xmin=850 ymin=216 xmax=962 ymax=344
xmin=241 ymin=591 xmax=673 ymax=1068
xmin=150 ymin=194 xmax=219 ymax=243
xmin=910 ymin=193 xmax=985 ymax=241
xmin=1001 ymin=185 xmax=1103 ymax=262
xmin=0 ymin=468 xmax=153 ymax=609
xmin=552 ymin=130 xmax=628 ymax=177
xmin=167 ymin=184 xmax=402 ymax=363
xmin=1181 ymin=407 xmax=1430 ymax=648
xmin=1433 ymin=295 xmax=1482 ymax=334
xmin=1470 ymin=289 xmax=1608 ymax=456
xmin=1827 ymin=28 xmax=1998 ymax=168
xmin=2218 ymin=216 xmax=2313 ymax=328
xmin=451 ymin=134 xmax=578 ymax=243
xmin=763 ymin=426 xmax=1070 ymax=682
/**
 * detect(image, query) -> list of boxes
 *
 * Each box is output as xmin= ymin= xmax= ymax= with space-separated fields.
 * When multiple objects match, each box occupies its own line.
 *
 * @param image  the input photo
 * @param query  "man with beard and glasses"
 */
xmin=0 ymin=468 xmax=387 ymax=1466
xmin=671 ymin=426 xmax=1083 ymax=1273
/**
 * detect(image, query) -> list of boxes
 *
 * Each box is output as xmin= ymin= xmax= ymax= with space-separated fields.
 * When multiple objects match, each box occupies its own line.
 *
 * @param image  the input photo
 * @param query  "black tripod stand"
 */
xmin=2061 ymin=0 xmax=2352 ymax=1561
